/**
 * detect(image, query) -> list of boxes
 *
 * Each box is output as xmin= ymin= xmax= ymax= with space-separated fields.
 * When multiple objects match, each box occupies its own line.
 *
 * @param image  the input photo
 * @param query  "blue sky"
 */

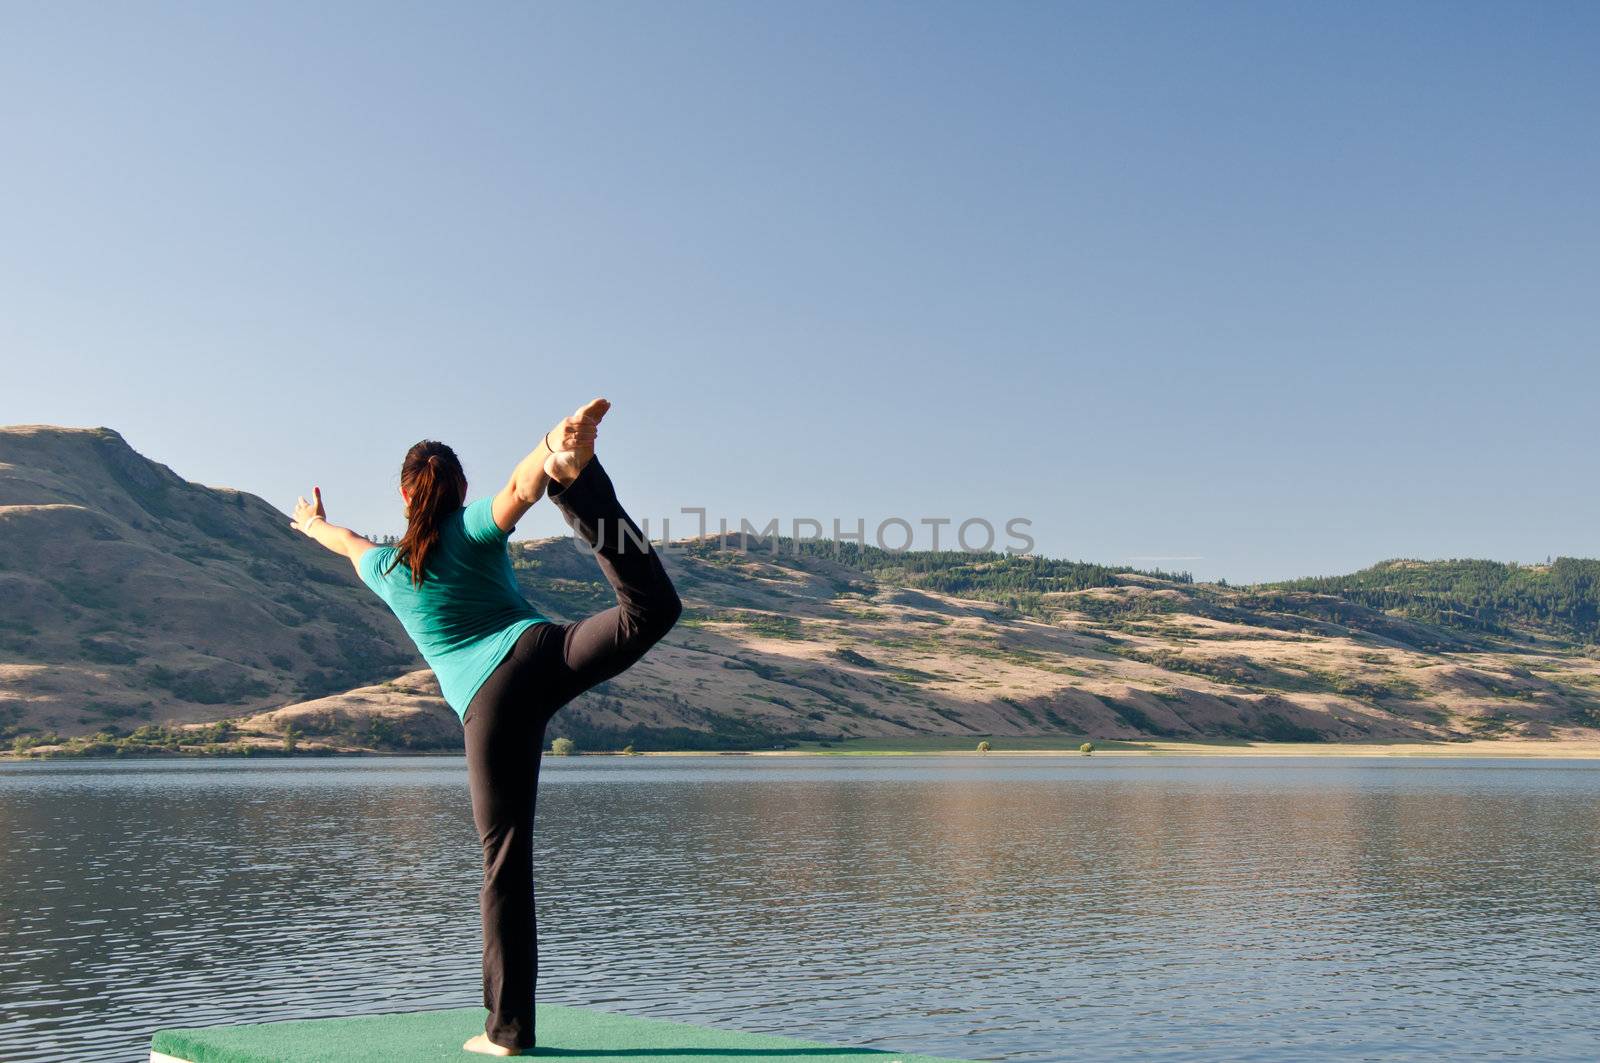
xmin=4 ymin=1 xmax=1596 ymax=583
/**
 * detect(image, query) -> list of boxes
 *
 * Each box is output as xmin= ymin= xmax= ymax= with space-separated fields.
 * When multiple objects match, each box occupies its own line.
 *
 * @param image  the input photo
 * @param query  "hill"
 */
xmin=480 ymin=537 xmax=1600 ymax=751
xmin=0 ymin=425 xmax=419 ymax=740
xmin=4 ymin=425 xmax=1599 ymax=754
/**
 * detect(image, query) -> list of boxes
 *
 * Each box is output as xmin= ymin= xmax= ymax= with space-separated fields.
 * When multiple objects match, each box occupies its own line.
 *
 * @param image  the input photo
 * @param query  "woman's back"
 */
xmin=358 ymin=496 xmax=546 ymax=718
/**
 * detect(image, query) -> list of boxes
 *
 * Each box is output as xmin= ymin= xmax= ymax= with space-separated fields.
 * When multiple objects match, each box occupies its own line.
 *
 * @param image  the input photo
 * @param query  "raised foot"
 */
xmin=463 ymin=1032 xmax=531 ymax=1056
xmin=544 ymin=397 xmax=611 ymax=486
xmin=543 ymin=448 xmax=589 ymax=486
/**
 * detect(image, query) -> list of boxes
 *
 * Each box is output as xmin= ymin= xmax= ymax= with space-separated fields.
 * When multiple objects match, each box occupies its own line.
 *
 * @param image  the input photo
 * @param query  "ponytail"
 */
xmin=387 ymin=441 xmax=467 ymax=588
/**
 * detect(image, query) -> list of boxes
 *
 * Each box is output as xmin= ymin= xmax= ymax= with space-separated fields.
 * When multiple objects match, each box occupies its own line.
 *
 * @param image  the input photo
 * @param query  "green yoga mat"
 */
xmin=149 ymin=1003 xmax=980 ymax=1063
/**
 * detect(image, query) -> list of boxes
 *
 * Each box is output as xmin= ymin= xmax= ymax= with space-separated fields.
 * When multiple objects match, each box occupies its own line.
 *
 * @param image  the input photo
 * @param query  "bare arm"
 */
xmin=491 ymin=439 xmax=554 ymax=534
xmin=290 ymin=487 xmax=375 ymax=570
xmin=490 ymin=402 xmax=605 ymax=533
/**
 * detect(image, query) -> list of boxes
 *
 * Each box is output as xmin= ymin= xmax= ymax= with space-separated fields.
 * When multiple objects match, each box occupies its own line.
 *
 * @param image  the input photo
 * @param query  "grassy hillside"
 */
xmin=495 ymin=537 xmax=1600 ymax=752
xmin=0 ymin=425 xmax=419 ymax=740
xmin=5 ymin=425 xmax=1599 ymax=756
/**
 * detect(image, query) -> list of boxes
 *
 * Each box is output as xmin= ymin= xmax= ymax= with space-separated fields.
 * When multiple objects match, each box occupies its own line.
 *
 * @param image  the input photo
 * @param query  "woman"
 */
xmin=289 ymin=398 xmax=681 ymax=1056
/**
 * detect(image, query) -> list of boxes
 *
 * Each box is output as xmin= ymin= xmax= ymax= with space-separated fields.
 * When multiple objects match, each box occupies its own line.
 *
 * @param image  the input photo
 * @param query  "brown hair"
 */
xmin=386 ymin=440 xmax=467 ymax=588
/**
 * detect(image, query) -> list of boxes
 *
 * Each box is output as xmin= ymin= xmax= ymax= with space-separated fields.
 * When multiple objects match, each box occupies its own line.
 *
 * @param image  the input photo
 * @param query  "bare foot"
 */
xmin=544 ymin=397 xmax=611 ymax=485
xmin=463 ymin=1032 xmax=529 ymax=1056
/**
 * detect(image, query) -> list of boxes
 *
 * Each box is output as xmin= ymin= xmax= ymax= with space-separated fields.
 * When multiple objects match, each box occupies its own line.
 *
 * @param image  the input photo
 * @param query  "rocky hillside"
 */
xmin=5 ymin=425 xmax=1599 ymax=754
xmin=0 ymin=425 xmax=419 ymax=739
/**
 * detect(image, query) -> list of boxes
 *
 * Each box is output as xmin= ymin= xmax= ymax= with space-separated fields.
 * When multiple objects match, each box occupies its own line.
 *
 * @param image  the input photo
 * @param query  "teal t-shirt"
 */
xmin=357 ymin=497 xmax=547 ymax=720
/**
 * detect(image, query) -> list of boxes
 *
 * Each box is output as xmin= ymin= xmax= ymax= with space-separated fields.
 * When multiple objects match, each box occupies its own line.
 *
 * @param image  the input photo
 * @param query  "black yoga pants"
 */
xmin=461 ymin=458 xmax=681 ymax=1051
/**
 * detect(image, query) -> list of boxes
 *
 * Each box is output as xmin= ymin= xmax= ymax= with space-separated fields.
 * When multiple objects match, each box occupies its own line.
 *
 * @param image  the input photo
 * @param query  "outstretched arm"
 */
xmin=291 ymin=487 xmax=375 ymax=570
xmin=490 ymin=399 xmax=609 ymax=533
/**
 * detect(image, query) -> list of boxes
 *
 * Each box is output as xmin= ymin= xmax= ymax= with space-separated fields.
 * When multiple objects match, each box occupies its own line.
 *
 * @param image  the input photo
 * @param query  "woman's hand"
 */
xmin=543 ymin=399 xmax=610 ymax=485
xmin=285 ymin=487 xmax=373 ymax=566
xmin=544 ymin=399 xmax=607 ymax=454
xmin=290 ymin=486 xmax=327 ymax=534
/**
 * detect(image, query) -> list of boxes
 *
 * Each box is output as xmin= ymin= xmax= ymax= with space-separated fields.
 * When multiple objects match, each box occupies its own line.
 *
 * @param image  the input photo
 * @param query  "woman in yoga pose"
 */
xmin=289 ymin=398 xmax=681 ymax=1056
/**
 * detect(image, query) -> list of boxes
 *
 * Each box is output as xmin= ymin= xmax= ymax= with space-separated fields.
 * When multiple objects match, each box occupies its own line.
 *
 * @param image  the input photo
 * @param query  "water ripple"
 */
xmin=3 ymin=756 xmax=1600 ymax=1060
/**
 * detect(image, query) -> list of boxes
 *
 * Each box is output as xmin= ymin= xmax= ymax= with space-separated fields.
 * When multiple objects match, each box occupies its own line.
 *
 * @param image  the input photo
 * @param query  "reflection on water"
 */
xmin=3 ymin=755 xmax=1600 ymax=1061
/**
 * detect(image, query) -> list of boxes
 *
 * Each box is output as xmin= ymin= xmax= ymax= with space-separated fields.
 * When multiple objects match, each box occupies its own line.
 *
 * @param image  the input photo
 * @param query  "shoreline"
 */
xmin=682 ymin=739 xmax=1600 ymax=760
xmin=9 ymin=738 xmax=1600 ymax=762
xmin=757 ymin=742 xmax=1600 ymax=760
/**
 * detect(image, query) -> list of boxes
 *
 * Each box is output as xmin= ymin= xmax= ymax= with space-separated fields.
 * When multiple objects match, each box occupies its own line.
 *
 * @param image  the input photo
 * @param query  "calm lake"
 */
xmin=2 ymin=755 xmax=1599 ymax=1062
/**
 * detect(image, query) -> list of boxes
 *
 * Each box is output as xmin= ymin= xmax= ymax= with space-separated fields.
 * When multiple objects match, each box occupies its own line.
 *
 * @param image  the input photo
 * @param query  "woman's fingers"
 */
xmin=290 ymin=493 xmax=322 ymax=530
xmin=546 ymin=400 xmax=607 ymax=452
xmin=558 ymin=423 xmax=598 ymax=448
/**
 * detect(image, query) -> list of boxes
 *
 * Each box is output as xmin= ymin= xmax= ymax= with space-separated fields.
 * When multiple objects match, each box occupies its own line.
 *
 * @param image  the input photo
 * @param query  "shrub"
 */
xmin=1080 ymin=741 xmax=1095 ymax=755
xmin=830 ymin=647 xmax=878 ymax=669
xmin=551 ymin=736 xmax=575 ymax=756
xmin=622 ymin=743 xmax=636 ymax=756
xmin=977 ymin=740 xmax=991 ymax=753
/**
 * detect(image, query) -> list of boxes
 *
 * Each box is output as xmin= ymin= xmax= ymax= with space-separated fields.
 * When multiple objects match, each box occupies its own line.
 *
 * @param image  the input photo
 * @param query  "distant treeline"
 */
xmin=670 ymin=537 xmax=1190 ymax=620
xmin=789 ymin=540 xmax=1189 ymax=593
xmin=1265 ymin=558 xmax=1600 ymax=644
